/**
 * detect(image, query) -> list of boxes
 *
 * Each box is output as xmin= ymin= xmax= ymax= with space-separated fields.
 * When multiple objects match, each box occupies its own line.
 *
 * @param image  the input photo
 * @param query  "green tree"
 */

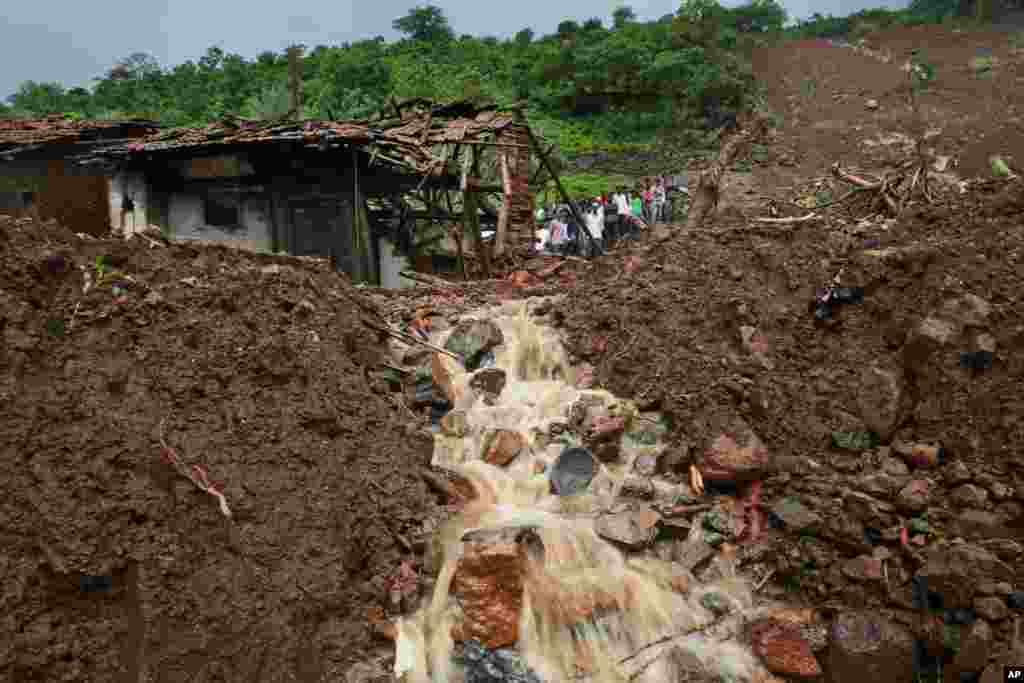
xmin=8 ymin=81 xmax=67 ymax=115
xmin=613 ymin=6 xmax=636 ymax=29
xmin=392 ymin=5 xmax=455 ymax=43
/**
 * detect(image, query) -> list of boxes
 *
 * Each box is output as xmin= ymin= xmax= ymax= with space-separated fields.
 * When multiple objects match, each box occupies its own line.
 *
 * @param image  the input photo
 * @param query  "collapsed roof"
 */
xmin=0 ymin=116 xmax=159 ymax=157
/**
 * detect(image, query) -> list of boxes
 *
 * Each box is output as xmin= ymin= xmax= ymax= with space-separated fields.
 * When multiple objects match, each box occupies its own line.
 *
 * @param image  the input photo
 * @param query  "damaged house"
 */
xmin=70 ymin=100 xmax=538 ymax=287
xmin=0 ymin=117 xmax=158 ymax=234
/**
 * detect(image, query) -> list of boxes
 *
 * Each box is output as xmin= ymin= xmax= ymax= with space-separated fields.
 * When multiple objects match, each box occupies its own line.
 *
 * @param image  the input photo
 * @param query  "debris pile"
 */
xmin=0 ymin=215 xmax=434 ymax=681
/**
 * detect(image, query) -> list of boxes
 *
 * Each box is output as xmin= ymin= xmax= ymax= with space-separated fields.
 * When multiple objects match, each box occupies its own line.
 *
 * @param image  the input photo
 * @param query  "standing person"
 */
xmin=652 ymin=177 xmax=667 ymax=224
xmin=584 ymin=200 xmax=604 ymax=255
xmin=630 ymin=192 xmax=643 ymax=227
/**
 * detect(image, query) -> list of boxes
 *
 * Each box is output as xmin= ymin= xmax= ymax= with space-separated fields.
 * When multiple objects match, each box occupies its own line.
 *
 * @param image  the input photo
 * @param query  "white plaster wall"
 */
xmin=168 ymin=194 xmax=272 ymax=252
xmin=379 ymin=239 xmax=412 ymax=290
xmin=108 ymin=170 xmax=148 ymax=234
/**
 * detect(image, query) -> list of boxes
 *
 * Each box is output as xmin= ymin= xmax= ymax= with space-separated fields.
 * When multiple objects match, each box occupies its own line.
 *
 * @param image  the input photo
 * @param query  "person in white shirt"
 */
xmin=583 ymin=201 xmax=604 ymax=255
xmin=615 ymin=191 xmax=631 ymax=217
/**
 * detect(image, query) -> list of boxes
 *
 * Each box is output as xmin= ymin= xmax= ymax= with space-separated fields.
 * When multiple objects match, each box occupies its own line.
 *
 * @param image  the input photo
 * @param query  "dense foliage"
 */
xmin=0 ymin=1 xmax=963 ymax=152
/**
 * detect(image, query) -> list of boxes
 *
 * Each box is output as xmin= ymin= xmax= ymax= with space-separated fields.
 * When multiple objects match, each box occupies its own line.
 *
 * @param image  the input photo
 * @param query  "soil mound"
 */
xmin=0 ymin=216 xmax=431 ymax=681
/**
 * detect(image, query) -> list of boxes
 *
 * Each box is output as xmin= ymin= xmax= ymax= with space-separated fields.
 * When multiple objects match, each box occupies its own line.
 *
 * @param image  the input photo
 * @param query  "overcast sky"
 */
xmin=1 ymin=0 xmax=906 ymax=101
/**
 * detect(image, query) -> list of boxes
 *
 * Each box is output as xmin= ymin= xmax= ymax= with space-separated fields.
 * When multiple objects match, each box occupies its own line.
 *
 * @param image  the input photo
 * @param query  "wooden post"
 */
xmin=493 ymin=151 xmax=510 ymax=257
xmin=469 ymin=149 xmax=491 ymax=278
xmin=520 ymin=120 xmax=595 ymax=246
xmin=287 ymin=45 xmax=304 ymax=121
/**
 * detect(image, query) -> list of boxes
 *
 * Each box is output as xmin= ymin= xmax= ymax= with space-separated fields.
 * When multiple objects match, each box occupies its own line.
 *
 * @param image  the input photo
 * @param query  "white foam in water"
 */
xmin=396 ymin=298 xmax=771 ymax=683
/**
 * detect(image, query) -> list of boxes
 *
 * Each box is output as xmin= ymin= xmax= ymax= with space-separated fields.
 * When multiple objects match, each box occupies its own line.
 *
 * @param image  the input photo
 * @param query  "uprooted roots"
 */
xmin=830 ymin=159 xmax=936 ymax=218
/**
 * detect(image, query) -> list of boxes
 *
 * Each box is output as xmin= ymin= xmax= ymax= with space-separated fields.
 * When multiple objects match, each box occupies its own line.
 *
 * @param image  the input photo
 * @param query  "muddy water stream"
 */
xmin=393 ymin=298 xmax=776 ymax=683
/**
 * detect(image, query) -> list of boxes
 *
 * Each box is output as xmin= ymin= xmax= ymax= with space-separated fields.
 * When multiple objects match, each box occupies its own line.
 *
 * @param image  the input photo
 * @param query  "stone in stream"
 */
xmin=444 ymin=319 xmax=504 ymax=371
xmin=451 ymin=527 xmax=543 ymax=649
xmin=482 ymin=430 xmax=528 ymax=467
xmin=454 ymin=640 xmax=542 ymax=683
xmin=469 ymin=368 xmax=507 ymax=403
xmin=549 ymin=447 xmax=598 ymax=496
xmin=594 ymin=505 xmax=661 ymax=549
xmin=697 ymin=416 xmax=771 ymax=483
xmin=828 ymin=612 xmax=916 ymax=683
xmin=749 ymin=618 xmax=822 ymax=679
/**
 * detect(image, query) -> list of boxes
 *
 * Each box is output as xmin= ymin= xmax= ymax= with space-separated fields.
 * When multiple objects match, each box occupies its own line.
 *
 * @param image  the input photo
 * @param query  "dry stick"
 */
xmin=753 ymin=212 xmax=821 ymax=224
xmin=364 ymin=320 xmax=459 ymax=360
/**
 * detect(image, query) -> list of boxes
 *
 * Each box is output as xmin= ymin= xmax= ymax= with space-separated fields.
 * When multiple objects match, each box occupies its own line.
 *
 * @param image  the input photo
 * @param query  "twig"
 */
xmin=753 ymin=212 xmax=821 ymax=224
xmin=755 ymin=569 xmax=776 ymax=591
xmin=158 ymin=418 xmax=232 ymax=518
xmin=364 ymin=320 xmax=459 ymax=361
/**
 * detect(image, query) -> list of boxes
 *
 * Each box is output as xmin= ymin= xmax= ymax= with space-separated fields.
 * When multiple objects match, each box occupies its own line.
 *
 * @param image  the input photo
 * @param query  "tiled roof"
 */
xmin=0 ymin=116 xmax=159 ymax=152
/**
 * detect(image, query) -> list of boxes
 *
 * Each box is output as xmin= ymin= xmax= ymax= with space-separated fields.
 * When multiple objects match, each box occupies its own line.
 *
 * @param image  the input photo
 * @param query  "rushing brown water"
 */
xmin=393 ymin=298 xmax=774 ymax=683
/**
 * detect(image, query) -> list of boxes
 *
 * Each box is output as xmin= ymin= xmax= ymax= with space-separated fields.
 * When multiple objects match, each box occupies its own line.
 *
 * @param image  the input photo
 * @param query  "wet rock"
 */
xmin=699 ymin=591 xmax=732 ymax=616
xmin=455 ymin=640 xmax=542 ymax=683
xmin=633 ymin=646 xmax=719 ymax=683
xmin=915 ymin=317 xmax=959 ymax=345
xmin=432 ymin=352 xmax=464 ymax=403
xmin=989 ymin=481 xmax=1014 ymax=501
xmin=619 ymin=474 xmax=654 ymax=499
xmin=550 ymin=447 xmax=598 ymax=496
xmin=880 ymin=456 xmax=910 ymax=477
xmin=750 ymin=619 xmax=822 ymax=679
xmin=895 ymin=479 xmax=932 ymax=513
xmin=974 ymin=596 xmax=1008 ymax=621
xmin=673 ymin=540 xmax=717 ymax=572
xmin=445 ymin=319 xmax=504 ymax=371
xmin=856 ymin=365 xmax=906 ymax=441
xmin=483 ymin=430 xmax=527 ymax=467
xmin=450 ymin=527 xmax=540 ymax=649
xmin=842 ymin=555 xmax=884 ymax=582
xmin=770 ymin=497 xmax=822 ymax=533
xmin=469 ymin=368 xmax=507 ymax=402
xmin=594 ymin=505 xmax=661 ymax=549
xmin=441 ymin=411 xmax=468 ymax=437
xmin=697 ymin=416 xmax=770 ymax=483
xmin=829 ymin=612 xmax=915 ymax=683
xmin=978 ymin=538 xmax=1022 ymax=561
xmin=917 ymin=544 xmax=1014 ymax=608
xmin=951 ymin=484 xmax=989 ymax=509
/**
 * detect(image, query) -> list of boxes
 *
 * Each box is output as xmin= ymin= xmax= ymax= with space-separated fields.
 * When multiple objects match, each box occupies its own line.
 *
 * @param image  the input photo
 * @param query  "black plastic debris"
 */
xmin=812 ymin=286 xmax=865 ymax=321
xmin=549 ymin=447 xmax=598 ymax=496
xmin=944 ymin=608 xmax=977 ymax=625
xmin=912 ymin=639 xmax=942 ymax=679
xmin=767 ymin=511 xmax=786 ymax=530
xmin=958 ymin=672 xmax=982 ymax=683
xmin=1008 ymin=592 xmax=1024 ymax=609
xmin=456 ymin=640 xmax=543 ymax=683
xmin=863 ymin=527 xmax=882 ymax=546
xmin=80 ymin=575 xmax=113 ymax=593
xmin=703 ymin=480 xmax=740 ymax=497
xmin=960 ymin=351 xmax=994 ymax=370
xmin=912 ymin=576 xmax=944 ymax=611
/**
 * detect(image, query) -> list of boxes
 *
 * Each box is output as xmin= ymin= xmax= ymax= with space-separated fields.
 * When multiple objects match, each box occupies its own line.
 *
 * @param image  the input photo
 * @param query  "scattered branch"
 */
xmin=753 ymin=212 xmax=821 ymax=224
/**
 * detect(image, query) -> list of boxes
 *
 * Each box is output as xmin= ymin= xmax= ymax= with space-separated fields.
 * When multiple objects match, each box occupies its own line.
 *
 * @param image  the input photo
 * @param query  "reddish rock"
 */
xmin=842 ymin=555 xmax=884 ymax=582
xmin=698 ymin=418 xmax=771 ymax=483
xmin=450 ymin=530 xmax=531 ymax=648
xmin=750 ymin=620 xmax=822 ymax=679
xmin=895 ymin=479 xmax=932 ymax=513
xmin=589 ymin=415 xmax=627 ymax=440
xmin=483 ymin=430 xmax=527 ymax=466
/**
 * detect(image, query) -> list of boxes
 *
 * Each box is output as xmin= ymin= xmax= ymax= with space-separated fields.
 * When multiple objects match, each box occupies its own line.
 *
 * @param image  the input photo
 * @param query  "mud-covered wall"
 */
xmin=166 ymin=194 xmax=273 ymax=252
xmin=0 ymin=159 xmax=110 ymax=235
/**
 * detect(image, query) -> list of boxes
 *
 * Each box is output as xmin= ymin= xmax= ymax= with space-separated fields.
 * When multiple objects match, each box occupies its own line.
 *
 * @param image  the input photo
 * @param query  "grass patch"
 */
xmin=969 ymin=55 xmax=996 ymax=76
xmin=535 ymin=172 xmax=633 ymax=205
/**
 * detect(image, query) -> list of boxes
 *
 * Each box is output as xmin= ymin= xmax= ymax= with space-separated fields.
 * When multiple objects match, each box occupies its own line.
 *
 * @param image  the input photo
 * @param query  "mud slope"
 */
xmin=0 ymin=217 xmax=431 ymax=682
xmin=557 ymin=178 xmax=1024 ymax=485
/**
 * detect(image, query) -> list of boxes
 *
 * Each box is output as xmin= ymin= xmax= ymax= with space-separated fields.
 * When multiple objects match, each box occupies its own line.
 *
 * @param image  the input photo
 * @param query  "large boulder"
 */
xmin=450 ymin=527 xmax=542 ymax=649
xmin=828 ymin=611 xmax=916 ymax=683
xmin=696 ymin=416 xmax=771 ymax=483
xmin=917 ymin=543 xmax=1014 ymax=608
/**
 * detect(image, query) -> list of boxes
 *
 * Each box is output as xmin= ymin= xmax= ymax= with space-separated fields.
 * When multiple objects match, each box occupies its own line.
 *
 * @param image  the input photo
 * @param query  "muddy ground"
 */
xmin=0 ymin=217 xmax=435 ymax=681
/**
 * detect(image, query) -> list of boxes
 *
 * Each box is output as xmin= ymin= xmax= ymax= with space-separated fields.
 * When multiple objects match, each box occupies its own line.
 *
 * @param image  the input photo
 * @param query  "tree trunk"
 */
xmin=685 ymin=118 xmax=765 ymax=231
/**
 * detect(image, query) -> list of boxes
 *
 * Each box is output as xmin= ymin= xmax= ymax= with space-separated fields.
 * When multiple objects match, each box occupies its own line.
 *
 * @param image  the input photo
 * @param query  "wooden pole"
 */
xmin=519 ymin=118 xmax=595 ymax=246
xmin=468 ymin=148 xmax=490 ymax=278
xmin=286 ymin=45 xmax=304 ymax=121
xmin=493 ymin=151 xmax=510 ymax=258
